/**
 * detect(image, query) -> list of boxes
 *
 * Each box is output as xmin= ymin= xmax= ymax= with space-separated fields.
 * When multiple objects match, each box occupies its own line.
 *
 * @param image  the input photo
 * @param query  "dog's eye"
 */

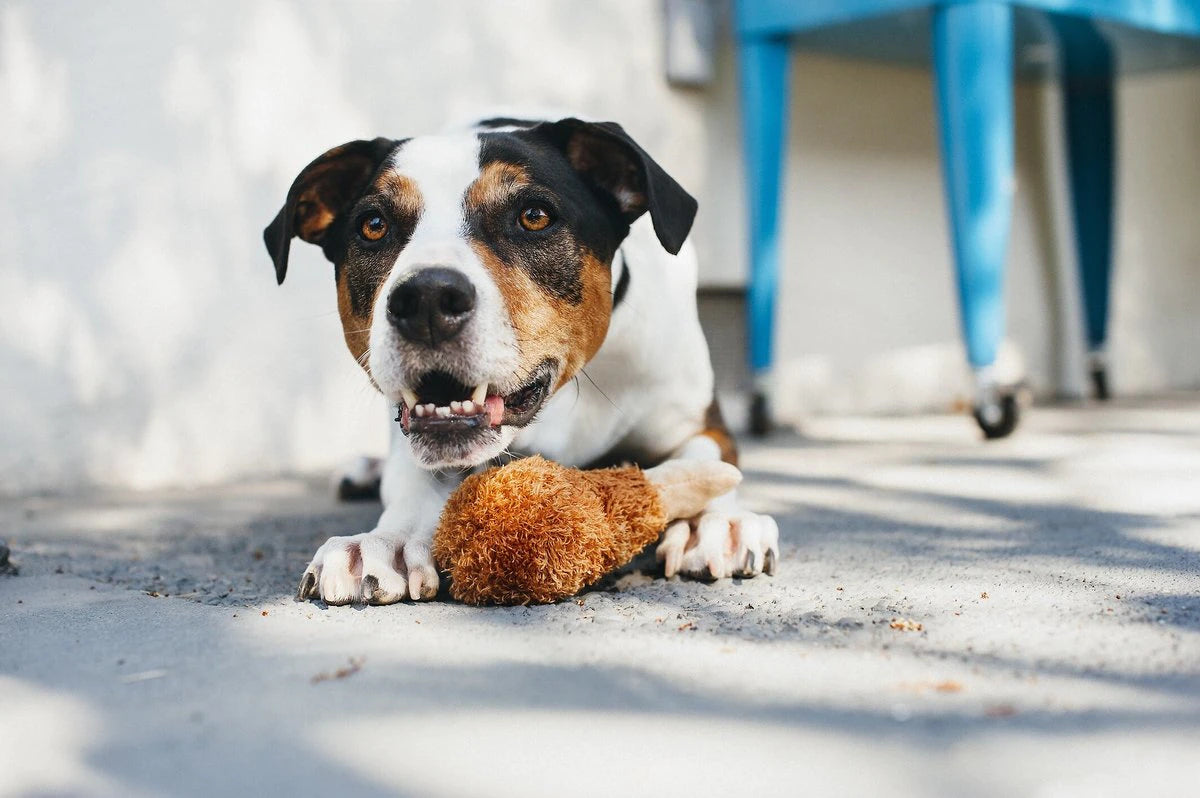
xmin=517 ymin=205 xmax=553 ymax=232
xmin=359 ymin=214 xmax=389 ymax=242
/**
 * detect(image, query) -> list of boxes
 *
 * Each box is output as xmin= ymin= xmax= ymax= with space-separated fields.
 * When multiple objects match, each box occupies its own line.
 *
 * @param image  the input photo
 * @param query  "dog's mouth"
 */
xmin=395 ymin=363 xmax=554 ymax=436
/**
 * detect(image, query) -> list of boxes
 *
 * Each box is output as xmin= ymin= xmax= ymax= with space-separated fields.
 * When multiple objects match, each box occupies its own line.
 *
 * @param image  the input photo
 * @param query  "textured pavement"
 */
xmin=3 ymin=398 xmax=1199 ymax=797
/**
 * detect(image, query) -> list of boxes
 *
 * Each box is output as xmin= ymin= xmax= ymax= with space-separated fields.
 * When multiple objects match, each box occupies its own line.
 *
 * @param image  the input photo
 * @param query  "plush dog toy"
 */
xmin=432 ymin=455 xmax=741 ymax=605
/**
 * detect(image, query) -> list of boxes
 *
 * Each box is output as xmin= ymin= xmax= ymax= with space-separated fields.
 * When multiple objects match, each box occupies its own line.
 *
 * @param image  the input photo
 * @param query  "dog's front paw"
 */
xmin=656 ymin=509 xmax=779 ymax=581
xmin=296 ymin=532 xmax=438 ymax=605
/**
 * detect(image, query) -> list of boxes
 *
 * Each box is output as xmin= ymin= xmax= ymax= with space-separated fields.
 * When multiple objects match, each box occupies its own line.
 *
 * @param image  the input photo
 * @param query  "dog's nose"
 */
xmin=387 ymin=267 xmax=477 ymax=346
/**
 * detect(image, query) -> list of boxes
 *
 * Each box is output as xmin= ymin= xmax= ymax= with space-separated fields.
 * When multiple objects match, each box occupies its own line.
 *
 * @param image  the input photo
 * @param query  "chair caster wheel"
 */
xmin=1089 ymin=365 xmax=1110 ymax=401
xmin=973 ymin=391 xmax=1020 ymax=440
xmin=748 ymin=391 xmax=771 ymax=437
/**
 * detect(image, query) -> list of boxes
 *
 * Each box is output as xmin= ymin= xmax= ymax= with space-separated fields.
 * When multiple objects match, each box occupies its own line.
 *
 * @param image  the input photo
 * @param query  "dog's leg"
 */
xmin=298 ymin=454 xmax=456 ymax=605
xmin=655 ymin=429 xmax=780 ymax=581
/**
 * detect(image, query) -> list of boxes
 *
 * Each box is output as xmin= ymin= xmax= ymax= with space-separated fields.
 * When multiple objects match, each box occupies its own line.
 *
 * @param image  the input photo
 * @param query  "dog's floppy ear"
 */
xmin=535 ymin=118 xmax=697 ymax=255
xmin=263 ymin=137 xmax=398 ymax=284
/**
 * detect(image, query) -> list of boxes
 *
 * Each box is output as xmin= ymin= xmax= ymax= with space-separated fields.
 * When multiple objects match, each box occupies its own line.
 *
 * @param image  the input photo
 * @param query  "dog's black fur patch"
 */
xmin=529 ymin=119 xmax=697 ymax=256
xmin=474 ymin=117 xmax=542 ymax=130
xmin=472 ymin=133 xmax=627 ymax=304
xmin=335 ymin=185 xmax=420 ymax=315
xmin=263 ymin=137 xmax=402 ymax=285
xmin=472 ymin=119 xmax=696 ymax=304
xmin=612 ymin=249 xmax=631 ymax=310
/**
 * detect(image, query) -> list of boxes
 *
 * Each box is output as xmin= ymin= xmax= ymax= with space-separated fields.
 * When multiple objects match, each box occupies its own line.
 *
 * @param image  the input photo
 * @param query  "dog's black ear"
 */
xmin=535 ymin=118 xmax=697 ymax=255
xmin=263 ymin=137 xmax=398 ymax=284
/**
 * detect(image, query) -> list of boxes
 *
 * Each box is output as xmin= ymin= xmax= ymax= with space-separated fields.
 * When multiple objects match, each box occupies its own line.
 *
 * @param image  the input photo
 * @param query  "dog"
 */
xmin=264 ymin=116 xmax=779 ymax=604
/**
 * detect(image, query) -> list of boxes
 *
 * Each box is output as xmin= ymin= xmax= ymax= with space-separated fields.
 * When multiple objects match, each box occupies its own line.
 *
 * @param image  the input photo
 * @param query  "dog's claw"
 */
xmin=407 ymin=568 xmax=438 ymax=601
xmin=360 ymin=574 xmax=382 ymax=604
xmin=296 ymin=570 xmax=317 ymax=601
xmin=656 ymin=520 xmax=691 ymax=579
xmin=763 ymin=549 xmax=777 ymax=576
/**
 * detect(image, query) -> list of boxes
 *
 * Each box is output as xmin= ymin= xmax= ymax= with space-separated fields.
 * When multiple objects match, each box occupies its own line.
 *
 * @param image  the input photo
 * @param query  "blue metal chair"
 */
xmin=735 ymin=0 xmax=1200 ymax=437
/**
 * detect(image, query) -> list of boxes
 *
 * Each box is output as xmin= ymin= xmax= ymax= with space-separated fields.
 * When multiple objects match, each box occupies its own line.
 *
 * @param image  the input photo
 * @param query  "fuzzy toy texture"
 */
xmin=433 ymin=455 xmax=743 ymax=606
xmin=433 ymin=456 xmax=668 ymax=605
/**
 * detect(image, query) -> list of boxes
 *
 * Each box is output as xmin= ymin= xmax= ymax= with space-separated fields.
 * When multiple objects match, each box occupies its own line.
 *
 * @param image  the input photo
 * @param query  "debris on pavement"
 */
xmin=890 ymin=618 xmax=924 ymax=632
xmin=311 ymin=657 xmax=364 ymax=685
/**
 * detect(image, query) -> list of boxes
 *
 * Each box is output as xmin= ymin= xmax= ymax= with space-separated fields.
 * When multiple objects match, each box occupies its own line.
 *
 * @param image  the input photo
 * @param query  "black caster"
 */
xmin=0 ymin=538 xmax=16 ymax=577
xmin=973 ymin=391 xmax=1020 ymax=440
xmin=336 ymin=476 xmax=382 ymax=502
xmin=1089 ymin=365 xmax=1110 ymax=401
xmin=335 ymin=457 xmax=383 ymax=502
xmin=748 ymin=391 xmax=771 ymax=437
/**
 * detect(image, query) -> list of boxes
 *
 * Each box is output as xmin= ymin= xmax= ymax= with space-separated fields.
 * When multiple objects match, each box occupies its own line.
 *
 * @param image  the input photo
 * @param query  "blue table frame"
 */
xmin=736 ymin=0 xmax=1200 ymax=437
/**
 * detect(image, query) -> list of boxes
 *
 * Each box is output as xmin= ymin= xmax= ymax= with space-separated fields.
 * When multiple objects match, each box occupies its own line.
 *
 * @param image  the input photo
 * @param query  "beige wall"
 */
xmin=1 ymin=1 xmax=1197 ymax=493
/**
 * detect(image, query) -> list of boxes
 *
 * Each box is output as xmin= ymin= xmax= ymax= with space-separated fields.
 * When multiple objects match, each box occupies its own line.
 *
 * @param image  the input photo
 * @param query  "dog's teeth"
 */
xmin=424 ymin=403 xmax=436 ymax=415
xmin=400 ymin=389 xmax=418 ymax=410
xmin=414 ymin=405 xmax=426 ymax=418
xmin=450 ymin=401 xmax=463 ymax=413
xmin=436 ymin=406 xmax=451 ymax=418
xmin=471 ymin=383 xmax=488 ymax=404
xmin=462 ymin=400 xmax=476 ymax=415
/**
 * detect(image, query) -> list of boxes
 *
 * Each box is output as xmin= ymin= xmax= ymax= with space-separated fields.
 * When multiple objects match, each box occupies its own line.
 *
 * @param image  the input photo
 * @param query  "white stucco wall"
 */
xmin=1 ymin=1 xmax=1197 ymax=493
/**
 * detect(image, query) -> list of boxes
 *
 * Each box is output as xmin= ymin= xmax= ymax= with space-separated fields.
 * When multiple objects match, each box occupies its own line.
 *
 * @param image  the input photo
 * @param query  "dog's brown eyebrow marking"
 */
xmin=470 ymin=241 xmax=611 ymax=390
xmin=372 ymin=170 xmax=424 ymax=218
xmin=466 ymin=161 xmax=528 ymax=209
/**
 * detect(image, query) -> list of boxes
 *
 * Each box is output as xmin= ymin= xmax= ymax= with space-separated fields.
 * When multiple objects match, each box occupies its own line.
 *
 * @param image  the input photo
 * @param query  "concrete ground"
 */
xmin=2 ymin=397 xmax=1199 ymax=798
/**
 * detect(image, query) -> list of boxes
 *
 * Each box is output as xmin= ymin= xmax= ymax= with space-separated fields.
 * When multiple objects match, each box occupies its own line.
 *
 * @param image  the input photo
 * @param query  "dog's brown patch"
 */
xmin=466 ymin=161 xmax=528 ymax=209
xmin=700 ymin=397 xmax=738 ymax=466
xmin=372 ymin=170 xmax=423 ymax=219
xmin=563 ymin=135 xmax=649 ymax=216
xmin=294 ymin=198 xmax=335 ymax=243
xmin=470 ymin=242 xmax=611 ymax=388
xmin=336 ymin=269 xmax=372 ymax=370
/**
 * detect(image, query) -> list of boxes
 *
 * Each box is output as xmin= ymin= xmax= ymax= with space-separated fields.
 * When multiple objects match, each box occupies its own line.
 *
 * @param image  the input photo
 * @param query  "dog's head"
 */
xmin=264 ymin=119 xmax=696 ymax=469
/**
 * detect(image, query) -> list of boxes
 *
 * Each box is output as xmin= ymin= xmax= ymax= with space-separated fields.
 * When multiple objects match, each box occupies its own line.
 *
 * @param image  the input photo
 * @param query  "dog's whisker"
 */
xmin=579 ymin=368 xmax=621 ymax=414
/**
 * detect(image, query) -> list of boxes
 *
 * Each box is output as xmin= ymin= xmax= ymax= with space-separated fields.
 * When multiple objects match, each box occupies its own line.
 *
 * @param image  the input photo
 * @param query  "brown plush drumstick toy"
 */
xmin=432 ymin=455 xmax=741 ymax=605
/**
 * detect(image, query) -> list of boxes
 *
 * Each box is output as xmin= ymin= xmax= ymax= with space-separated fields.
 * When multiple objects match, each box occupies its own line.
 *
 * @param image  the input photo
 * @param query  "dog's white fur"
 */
xmin=301 ymin=130 xmax=779 ymax=605
xmin=367 ymin=135 xmax=525 ymax=468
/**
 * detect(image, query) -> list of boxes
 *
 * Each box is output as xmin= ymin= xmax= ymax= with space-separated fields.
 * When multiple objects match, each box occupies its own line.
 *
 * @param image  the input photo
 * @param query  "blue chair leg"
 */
xmin=1052 ymin=16 xmax=1116 ymax=400
xmin=932 ymin=2 xmax=1019 ymax=438
xmin=738 ymin=34 xmax=790 ymax=435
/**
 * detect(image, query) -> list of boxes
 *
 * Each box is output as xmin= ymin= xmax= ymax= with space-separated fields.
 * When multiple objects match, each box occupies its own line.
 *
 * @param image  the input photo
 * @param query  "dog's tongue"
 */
xmin=485 ymin=395 xmax=504 ymax=426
